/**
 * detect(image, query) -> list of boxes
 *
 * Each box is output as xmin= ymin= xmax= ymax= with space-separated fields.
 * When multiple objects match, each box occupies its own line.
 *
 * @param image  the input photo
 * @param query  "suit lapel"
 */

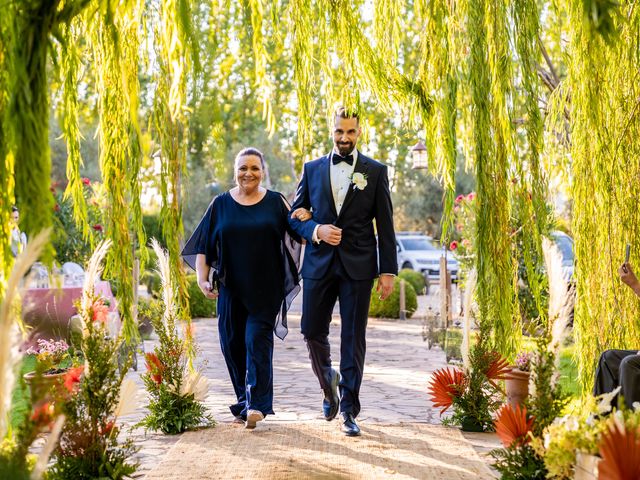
xmin=337 ymin=153 xmax=369 ymax=221
xmin=321 ymin=155 xmax=338 ymax=217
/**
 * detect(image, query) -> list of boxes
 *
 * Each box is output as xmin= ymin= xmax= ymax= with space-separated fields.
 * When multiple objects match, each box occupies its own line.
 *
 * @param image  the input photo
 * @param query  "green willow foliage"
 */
xmin=566 ymin=1 xmax=640 ymax=392
xmin=0 ymin=13 xmax=11 ymax=291
xmin=154 ymin=0 xmax=193 ymax=353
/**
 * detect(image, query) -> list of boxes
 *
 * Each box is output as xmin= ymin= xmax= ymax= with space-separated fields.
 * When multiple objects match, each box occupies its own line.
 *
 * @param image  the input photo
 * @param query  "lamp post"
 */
xmin=411 ymin=140 xmax=428 ymax=169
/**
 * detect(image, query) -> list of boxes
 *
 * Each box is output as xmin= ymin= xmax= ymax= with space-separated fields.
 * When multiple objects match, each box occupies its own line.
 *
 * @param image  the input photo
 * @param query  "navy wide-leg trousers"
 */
xmin=217 ymin=284 xmax=276 ymax=418
xmin=594 ymin=349 xmax=640 ymax=409
xmin=301 ymin=256 xmax=373 ymax=418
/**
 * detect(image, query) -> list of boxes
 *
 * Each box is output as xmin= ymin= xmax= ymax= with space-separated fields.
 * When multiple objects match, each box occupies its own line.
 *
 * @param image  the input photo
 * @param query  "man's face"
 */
xmin=11 ymin=211 xmax=19 ymax=226
xmin=333 ymin=116 xmax=361 ymax=156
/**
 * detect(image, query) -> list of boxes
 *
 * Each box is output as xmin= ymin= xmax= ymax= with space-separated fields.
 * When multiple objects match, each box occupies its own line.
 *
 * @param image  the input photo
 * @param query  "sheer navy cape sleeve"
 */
xmin=181 ymin=190 xmax=301 ymax=340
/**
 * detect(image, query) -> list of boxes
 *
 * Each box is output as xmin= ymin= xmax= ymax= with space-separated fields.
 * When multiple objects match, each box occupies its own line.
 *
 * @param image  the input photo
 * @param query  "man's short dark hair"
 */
xmin=334 ymin=106 xmax=359 ymax=124
xmin=11 ymin=205 xmax=18 ymax=213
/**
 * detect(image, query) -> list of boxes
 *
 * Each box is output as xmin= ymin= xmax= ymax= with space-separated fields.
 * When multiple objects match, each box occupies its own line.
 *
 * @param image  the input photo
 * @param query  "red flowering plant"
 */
xmin=137 ymin=240 xmax=212 ymax=435
xmin=51 ymin=178 xmax=106 ymax=265
xmin=428 ymin=334 xmax=508 ymax=431
xmin=450 ymin=192 xmax=477 ymax=281
xmin=49 ymin=241 xmax=138 ymax=479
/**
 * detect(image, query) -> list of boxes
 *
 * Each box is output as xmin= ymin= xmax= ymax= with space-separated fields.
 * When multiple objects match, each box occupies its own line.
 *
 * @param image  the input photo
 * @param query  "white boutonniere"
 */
xmin=350 ymin=172 xmax=368 ymax=191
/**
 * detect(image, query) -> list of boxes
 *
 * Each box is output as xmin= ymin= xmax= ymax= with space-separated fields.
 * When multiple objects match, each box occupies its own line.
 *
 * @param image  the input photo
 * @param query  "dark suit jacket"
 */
xmin=288 ymin=152 xmax=397 ymax=281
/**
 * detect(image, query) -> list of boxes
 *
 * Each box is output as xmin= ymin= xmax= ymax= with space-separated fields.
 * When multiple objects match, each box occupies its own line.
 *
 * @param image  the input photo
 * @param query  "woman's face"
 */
xmin=235 ymin=154 xmax=263 ymax=190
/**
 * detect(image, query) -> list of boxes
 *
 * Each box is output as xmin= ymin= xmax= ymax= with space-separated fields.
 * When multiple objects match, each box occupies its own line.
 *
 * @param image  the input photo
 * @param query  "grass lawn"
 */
xmin=10 ymin=355 xmax=36 ymax=429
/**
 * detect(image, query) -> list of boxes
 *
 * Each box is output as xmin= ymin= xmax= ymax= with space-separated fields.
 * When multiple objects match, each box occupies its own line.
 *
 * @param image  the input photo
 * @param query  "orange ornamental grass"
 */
xmin=428 ymin=367 xmax=466 ymax=415
xmin=598 ymin=422 xmax=640 ymax=480
xmin=63 ymin=365 xmax=84 ymax=393
xmin=483 ymin=351 xmax=511 ymax=391
xmin=145 ymin=352 xmax=164 ymax=385
xmin=494 ymin=404 xmax=534 ymax=448
xmin=91 ymin=297 xmax=110 ymax=324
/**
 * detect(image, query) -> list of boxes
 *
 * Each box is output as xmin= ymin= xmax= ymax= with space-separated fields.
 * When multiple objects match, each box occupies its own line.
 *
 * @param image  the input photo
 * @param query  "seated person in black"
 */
xmin=593 ymin=262 xmax=640 ymax=408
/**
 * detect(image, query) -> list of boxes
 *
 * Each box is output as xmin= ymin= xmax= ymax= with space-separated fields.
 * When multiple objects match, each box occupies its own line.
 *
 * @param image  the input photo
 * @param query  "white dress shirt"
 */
xmin=312 ymin=149 xmax=357 ymax=243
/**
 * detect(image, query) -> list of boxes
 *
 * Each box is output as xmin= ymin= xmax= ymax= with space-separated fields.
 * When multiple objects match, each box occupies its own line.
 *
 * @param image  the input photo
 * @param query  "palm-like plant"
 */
xmin=428 ymin=367 xmax=466 ymax=414
xmin=495 ymin=404 xmax=534 ymax=448
xmin=598 ymin=422 xmax=640 ymax=480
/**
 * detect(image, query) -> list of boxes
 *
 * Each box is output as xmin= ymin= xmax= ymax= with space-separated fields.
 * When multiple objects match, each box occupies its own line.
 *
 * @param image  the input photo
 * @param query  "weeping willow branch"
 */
xmin=60 ymin=22 xmax=90 ymax=241
xmin=568 ymin=1 xmax=640 ymax=392
xmin=0 ymin=10 xmax=13 ymax=291
xmin=154 ymin=0 xmax=192 ymax=360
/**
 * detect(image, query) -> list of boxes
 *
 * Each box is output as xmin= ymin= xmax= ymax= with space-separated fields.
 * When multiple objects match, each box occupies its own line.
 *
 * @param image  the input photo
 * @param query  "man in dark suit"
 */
xmin=288 ymin=106 xmax=397 ymax=436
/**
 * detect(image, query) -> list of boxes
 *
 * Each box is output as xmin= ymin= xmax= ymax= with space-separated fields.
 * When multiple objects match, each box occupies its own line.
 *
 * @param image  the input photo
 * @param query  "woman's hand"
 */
xmin=292 ymin=208 xmax=312 ymax=222
xmin=198 ymin=280 xmax=218 ymax=299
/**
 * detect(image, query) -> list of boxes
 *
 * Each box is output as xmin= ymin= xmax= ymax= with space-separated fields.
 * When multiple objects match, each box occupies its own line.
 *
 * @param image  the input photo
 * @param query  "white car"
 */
xmin=396 ymin=234 xmax=458 ymax=281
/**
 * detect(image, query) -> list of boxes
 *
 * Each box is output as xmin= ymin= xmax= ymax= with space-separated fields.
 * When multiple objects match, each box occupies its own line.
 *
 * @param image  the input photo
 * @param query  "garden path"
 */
xmin=119 ymin=287 xmax=500 ymax=479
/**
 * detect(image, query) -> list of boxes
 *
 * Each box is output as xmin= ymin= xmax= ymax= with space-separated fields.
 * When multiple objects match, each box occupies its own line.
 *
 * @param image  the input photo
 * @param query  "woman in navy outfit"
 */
xmin=182 ymin=147 xmax=304 ymax=429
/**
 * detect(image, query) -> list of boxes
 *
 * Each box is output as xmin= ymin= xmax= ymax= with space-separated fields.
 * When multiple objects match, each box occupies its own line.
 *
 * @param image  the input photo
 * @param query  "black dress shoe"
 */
xmin=340 ymin=412 xmax=361 ymax=437
xmin=322 ymin=369 xmax=340 ymax=421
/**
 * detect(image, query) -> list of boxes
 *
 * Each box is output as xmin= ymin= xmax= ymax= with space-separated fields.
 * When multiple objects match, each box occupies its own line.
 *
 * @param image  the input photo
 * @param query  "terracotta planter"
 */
xmin=574 ymin=452 xmax=599 ymax=480
xmin=23 ymin=370 xmax=67 ymax=401
xmin=504 ymin=367 xmax=530 ymax=409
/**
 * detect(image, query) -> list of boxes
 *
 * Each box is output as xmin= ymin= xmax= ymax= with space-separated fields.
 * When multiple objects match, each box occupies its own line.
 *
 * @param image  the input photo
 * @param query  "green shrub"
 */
xmin=137 ymin=297 xmax=162 ymax=340
xmin=186 ymin=275 xmax=216 ymax=318
xmin=398 ymin=269 xmax=426 ymax=295
xmin=368 ymin=277 xmax=417 ymax=319
xmin=141 ymin=270 xmax=162 ymax=298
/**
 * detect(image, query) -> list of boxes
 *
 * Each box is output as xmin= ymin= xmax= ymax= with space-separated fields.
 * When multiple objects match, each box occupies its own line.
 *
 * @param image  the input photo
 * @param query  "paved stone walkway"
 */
xmin=118 ymin=288 xmax=499 ymax=478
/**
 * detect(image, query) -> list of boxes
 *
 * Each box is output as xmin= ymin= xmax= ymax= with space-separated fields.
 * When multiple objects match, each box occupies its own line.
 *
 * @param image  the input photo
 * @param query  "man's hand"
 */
xmin=376 ymin=274 xmax=395 ymax=301
xmin=619 ymin=262 xmax=640 ymax=295
xmin=318 ymin=225 xmax=342 ymax=245
xmin=198 ymin=280 xmax=218 ymax=299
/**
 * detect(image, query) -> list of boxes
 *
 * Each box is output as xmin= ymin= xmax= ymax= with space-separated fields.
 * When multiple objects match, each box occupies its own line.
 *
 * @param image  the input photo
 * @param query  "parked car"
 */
xmin=549 ymin=230 xmax=574 ymax=282
xmin=395 ymin=233 xmax=458 ymax=281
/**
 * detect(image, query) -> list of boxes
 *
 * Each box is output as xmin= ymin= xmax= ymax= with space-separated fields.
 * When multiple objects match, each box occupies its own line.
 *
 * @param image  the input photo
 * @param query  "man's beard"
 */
xmin=336 ymin=142 xmax=353 ymax=156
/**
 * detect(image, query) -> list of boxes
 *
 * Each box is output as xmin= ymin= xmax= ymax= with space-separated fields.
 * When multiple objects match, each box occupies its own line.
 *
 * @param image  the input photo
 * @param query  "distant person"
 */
xmin=181 ymin=147 xmax=302 ymax=430
xmin=10 ymin=205 xmax=27 ymax=257
xmin=593 ymin=261 xmax=640 ymax=408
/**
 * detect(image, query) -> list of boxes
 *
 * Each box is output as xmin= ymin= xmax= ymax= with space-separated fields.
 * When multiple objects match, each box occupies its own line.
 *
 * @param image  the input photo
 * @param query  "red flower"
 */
xmin=145 ymin=352 xmax=164 ymax=384
xmin=82 ymin=177 xmax=91 ymax=186
xmin=495 ymin=404 xmax=534 ymax=448
xmin=428 ymin=367 xmax=466 ymax=415
xmin=467 ymin=192 xmax=476 ymax=201
xmin=92 ymin=224 xmax=103 ymax=232
xmin=64 ymin=365 xmax=84 ymax=393
xmin=455 ymin=194 xmax=465 ymax=204
xmin=99 ymin=420 xmax=116 ymax=436
xmin=30 ymin=401 xmax=54 ymax=427
xmin=91 ymin=298 xmax=109 ymax=324
xmin=449 ymin=241 xmax=458 ymax=250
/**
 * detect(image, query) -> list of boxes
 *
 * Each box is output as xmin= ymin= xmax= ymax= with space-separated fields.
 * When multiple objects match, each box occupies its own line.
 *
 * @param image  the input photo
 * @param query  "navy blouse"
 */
xmin=181 ymin=190 xmax=301 ymax=339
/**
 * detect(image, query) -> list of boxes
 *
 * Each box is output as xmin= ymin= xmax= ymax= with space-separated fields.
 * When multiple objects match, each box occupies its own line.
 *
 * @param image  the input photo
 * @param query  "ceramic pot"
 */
xmin=505 ymin=367 xmax=530 ymax=409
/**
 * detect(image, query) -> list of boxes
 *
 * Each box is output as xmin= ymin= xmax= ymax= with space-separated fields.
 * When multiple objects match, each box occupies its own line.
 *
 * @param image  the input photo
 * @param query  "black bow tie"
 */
xmin=332 ymin=153 xmax=354 ymax=166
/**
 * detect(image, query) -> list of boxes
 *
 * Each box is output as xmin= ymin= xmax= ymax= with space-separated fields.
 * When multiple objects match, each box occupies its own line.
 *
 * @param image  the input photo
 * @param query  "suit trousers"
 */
xmin=301 ymin=254 xmax=374 ymax=417
xmin=594 ymin=349 xmax=640 ymax=409
xmin=217 ymin=284 xmax=277 ymax=418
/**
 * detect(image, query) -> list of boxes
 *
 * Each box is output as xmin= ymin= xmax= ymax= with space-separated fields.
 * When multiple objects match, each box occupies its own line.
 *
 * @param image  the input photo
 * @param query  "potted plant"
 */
xmin=24 ymin=339 xmax=74 ymax=401
xmin=505 ymin=350 xmax=532 ymax=409
xmin=428 ymin=338 xmax=509 ymax=432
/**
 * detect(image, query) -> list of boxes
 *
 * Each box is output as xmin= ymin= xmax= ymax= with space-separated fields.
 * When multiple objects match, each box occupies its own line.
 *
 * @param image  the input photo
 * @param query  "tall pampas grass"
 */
xmin=0 ymin=229 xmax=50 ymax=439
xmin=542 ymin=237 xmax=575 ymax=358
xmin=80 ymin=239 xmax=112 ymax=316
xmin=150 ymin=239 xmax=177 ymax=330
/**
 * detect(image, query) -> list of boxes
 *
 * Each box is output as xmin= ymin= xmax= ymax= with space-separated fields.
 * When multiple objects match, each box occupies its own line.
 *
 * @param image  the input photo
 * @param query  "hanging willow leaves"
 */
xmin=416 ymin=0 xmax=457 ymax=242
xmin=60 ymin=22 xmax=90 ymax=242
xmin=567 ymin=1 xmax=640 ymax=392
xmin=154 ymin=0 xmax=193 ymax=358
xmin=0 ymin=10 xmax=12 ymax=291
xmin=92 ymin=1 xmax=143 ymax=343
